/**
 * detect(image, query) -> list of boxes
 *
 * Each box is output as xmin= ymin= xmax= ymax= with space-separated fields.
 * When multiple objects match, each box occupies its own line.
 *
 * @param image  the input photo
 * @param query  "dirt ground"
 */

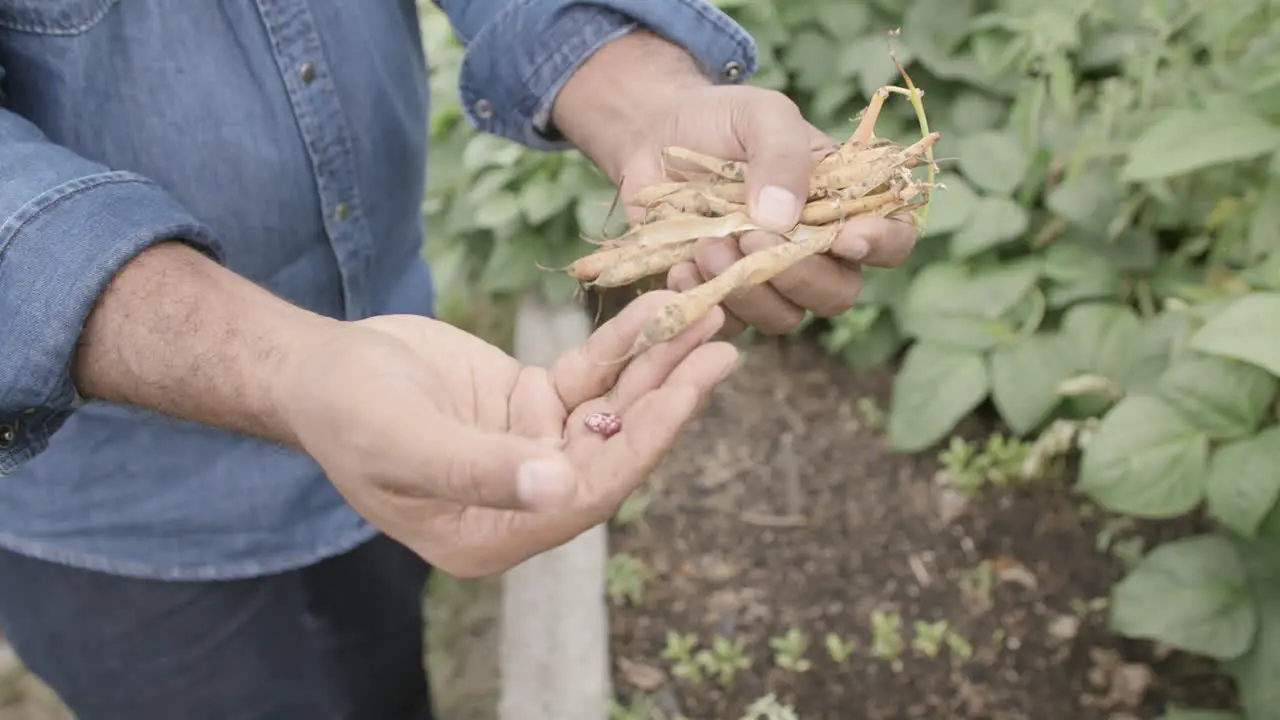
xmin=606 ymin=334 xmax=1238 ymax=720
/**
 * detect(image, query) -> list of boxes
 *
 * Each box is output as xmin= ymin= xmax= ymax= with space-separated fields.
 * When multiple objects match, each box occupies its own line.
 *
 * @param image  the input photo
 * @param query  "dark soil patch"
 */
xmin=607 ymin=335 xmax=1237 ymax=720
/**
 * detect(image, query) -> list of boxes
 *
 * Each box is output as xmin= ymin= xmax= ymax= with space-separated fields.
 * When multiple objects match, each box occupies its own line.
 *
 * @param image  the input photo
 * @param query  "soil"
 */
xmin=607 ymin=333 xmax=1239 ymax=720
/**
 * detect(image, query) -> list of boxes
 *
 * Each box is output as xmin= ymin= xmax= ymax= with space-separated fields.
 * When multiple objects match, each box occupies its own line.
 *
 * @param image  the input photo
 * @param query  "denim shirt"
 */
xmin=0 ymin=0 xmax=756 ymax=580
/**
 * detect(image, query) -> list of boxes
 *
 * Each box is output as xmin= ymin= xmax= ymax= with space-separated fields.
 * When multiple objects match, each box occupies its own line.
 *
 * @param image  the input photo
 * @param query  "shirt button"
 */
xmin=722 ymin=60 xmax=743 ymax=82
xmin=299 ymin=63 xmax=316 ymax=83
xmin=473 ymin=99 xmax=494 ymax=119
xmin=334 ymin=202 xmax=349 ymax=221
xmin=0 ymin=424 xmax=14 ymax=449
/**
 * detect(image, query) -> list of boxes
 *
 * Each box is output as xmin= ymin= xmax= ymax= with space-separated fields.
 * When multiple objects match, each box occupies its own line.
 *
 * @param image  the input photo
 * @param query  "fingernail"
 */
xmin=517 ymin=459 xmax=573 ymax=511
xmin=754 ymin=185 xmax=800 ymax=231
xmin=843 ymin=236 xmax=871 ymax=261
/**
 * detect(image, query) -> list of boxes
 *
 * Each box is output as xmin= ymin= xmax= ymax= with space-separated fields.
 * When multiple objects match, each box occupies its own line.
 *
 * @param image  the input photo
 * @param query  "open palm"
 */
xmin=298 ymin=292 xmax=736 ymax=576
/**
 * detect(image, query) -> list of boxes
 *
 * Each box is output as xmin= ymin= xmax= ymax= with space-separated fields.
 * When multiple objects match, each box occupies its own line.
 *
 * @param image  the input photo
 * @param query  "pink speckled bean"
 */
xmin=584 ymin=411 xmax=622 ymax=438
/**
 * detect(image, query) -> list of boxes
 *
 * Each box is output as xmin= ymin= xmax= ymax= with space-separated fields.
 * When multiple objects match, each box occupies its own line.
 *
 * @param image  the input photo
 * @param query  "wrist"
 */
xmin=551 ymin=28 xmax=711 ymax=183
xmin=251 ymin=309 xmax=347 ymax=448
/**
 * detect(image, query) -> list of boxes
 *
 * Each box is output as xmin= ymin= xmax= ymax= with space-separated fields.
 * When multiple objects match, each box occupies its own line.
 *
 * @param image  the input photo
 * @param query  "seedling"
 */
xmin=938 ymin=433 xmax=1032 ymax=493
xmin=741 ymin=694 xmax=800 ymax=720
xmin=824 ymin=633 xmax=859 ymax=664
xmin=912 ymin=619 xmax=949 ymax=659
xmin=609 ymin=693 xmax=663 ymax=720
xmin=661 ymin=631 xmax=704 ymax=684
xmin=613 ymin=490 xmax=653 ymax=528
xmin=944 ymin=630 xmax=974 ymax=661
xmin=769 ymin=628 xmax=812 ymax=673
xmin=856 ymin=396 xmax=886 ymax=432
xmin=605 ymin=553 xmax=651 ymax=606
xmin=870 ymin=610 xmax=905 ymax=661
xmin=695 ymin=635 xmax=752 ymax=687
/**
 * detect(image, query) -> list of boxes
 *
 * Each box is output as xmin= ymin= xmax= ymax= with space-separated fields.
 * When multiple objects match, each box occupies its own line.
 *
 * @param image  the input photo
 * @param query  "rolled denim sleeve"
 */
xmin=0 ymin=107 xmax=224 ymax=474
xmin=436 ymin=0 xmax=758 ymax=150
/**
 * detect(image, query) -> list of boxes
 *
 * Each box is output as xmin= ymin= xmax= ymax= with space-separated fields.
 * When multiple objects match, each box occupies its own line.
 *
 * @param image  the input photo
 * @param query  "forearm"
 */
xmin=71 ymin=241 xmax=334 ymax=447
xmin=550 ymin=28 xmax=711 ymax=182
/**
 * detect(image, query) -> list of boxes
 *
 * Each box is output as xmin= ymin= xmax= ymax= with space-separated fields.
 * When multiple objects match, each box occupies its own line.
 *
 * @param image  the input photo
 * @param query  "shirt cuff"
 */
xmin=0 ymin=171 xmax=224 ymax=474
xmin=457 ymin=0 xmax=758 ymax=151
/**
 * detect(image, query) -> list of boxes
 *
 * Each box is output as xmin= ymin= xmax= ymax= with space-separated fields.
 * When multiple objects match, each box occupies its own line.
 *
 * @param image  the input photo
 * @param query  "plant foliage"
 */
xmin=419 ymin=0 xmax=1280 ymax=714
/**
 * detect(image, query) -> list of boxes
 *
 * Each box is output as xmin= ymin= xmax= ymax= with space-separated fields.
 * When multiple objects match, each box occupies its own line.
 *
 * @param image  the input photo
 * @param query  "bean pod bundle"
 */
xmin=551 ymin=69 xmax=943 ymax=365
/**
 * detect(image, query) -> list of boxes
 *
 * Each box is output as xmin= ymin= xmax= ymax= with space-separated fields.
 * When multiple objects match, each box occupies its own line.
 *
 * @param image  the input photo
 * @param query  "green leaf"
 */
xmin=462 ymin=133 xmax=524 ymax=173
xmin=1109 ymin=534 xmax=1255 ymax=659
xmin=1224 ymin=538 xmax=1280 ymax=717
xmin=1045 ymin=166 xmax=1120 ymax=232
xmin=949 ymin=196 xmax=1030 ymax=258
xmin=901 ymin=0 xmax=973 ymax=57
xmin=948 ymin=92 xmax=1009 ymax=137
xmin=827 ymin=310 xmax=903 ymax=371
xmin=519 ymin=172 xmax=575 ymax=226
xmin=923 ymin=175 xmax=980 ymax=236
xmin=989 ymin=333 xmax=1071 ymax=434
xmin=1248 ymin=178 xmax=1280 ymax=256
xmin=899 ymin=261 xmax=1041 ymax=350
xmin=957 ymin=131 xmax=1031 ymax=195
xmin=574 ymin=186 xmax=628 ymax=239
xmin=1122 ymin=109 xmax=1280 ymax=181
xmin=1042 ymin=243 xmax=1124 ymax=308
xmin=888 ymin=342 xmax=990 ymax=452
xmin=1189 ymin=293 xmax=1280 ymax=377
xmin=1157 ymin=355 xmax=1277 ymax=440
xmin=841 ymin=36 xmax=916 ymax=99
xmin=1064 ymin=227 xmax=1159 ymax=273
xmin=472 ymin=190 xmax=522 ymax=231
xmin=1206 ymin=427 xmax=1280 ymax=537
xmin=466 ymin=166 xmax=519 ymax=205
xmin=813 ymin=3 xmax=871 ymax=41
xmin=1059 ymin=302 xmax=1142 ymax=385
xmin=479 ymin=234 xmax=543 ymax=293
xmin=1159 ymin=712 xmax=1244 ymax=720
xmin=1078 ymin=395 xmax=1210 ymax=518
xmin=782 ymin=29 xmax=845 ymax=92
xmin=1122 ymin=311 xmax=1194 ymax=396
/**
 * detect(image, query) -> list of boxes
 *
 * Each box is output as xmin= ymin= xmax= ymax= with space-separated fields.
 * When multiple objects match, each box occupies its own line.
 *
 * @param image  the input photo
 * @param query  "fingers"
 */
xmin=548 ymin=290 xmax=715 ymax=409
xmin=691 ymin=235 xmax=806 ymax=334
xmin=668 ymin=260 xmax=747 ymax=337
xmin=570 ymin=341 xmax=739 ymax=503
xmin=599 ymin=303 xmax=725 ymax=410
xmin=737 ymin=230 xmax=863 ymax=318
xmin=830 ymin=214 xmax=918 ymax=268
xmin=398 ymin=413 xmax=579 ymax=514
xmin=733 ymin=92 xmax=816 ymax=233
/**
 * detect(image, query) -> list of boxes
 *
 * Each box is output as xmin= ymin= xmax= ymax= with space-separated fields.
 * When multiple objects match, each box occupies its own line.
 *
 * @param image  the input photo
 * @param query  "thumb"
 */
xmin=735 ymin=92 xmax=818 ymax=233
xmin=416 ymin=416 xmax=578 ymax=513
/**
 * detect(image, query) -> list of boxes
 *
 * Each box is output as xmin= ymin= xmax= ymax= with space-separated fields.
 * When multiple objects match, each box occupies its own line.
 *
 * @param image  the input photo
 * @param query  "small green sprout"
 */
xmin=769 ymin=628 xmax=812 ymax=673
xmin=824 ymin=632 xmax=858 ymax=664
xmin=606 ymin=553 xmax=651 ymax=606
xmin=870 ymin=610 xmax=904 ymax=660
xmin=661 ymin=630 xmax=703 ymax=684
xmin=695 ymin=635 xmax=752 ymax=687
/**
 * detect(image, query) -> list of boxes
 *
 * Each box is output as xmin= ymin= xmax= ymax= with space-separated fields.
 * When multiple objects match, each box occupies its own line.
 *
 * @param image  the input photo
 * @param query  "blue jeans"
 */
xmin=0 ymin=535 xmax=434 ymax=719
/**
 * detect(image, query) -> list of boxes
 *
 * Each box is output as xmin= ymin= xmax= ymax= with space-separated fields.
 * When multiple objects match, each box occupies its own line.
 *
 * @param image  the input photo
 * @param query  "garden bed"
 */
xmin=606 ymin=334 xmax=1237 ymax=720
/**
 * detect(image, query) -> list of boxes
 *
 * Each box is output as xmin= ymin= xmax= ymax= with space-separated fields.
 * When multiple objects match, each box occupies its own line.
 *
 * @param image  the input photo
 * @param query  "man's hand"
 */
xmin=552 ymin=29 xmax=918 ymax=337
xmin=275 ymin=291 xmax=737 ymax=577
xmin=75 ymin=243 xmax=735 ymax=577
